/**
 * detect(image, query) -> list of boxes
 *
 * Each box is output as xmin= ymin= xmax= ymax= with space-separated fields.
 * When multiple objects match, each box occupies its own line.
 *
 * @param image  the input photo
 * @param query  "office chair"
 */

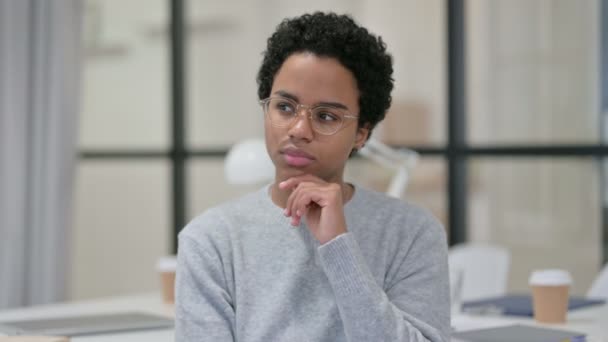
xmin=448 ymin=243 xmax=510 ymax=302
xmin=587 ymin=262 xmax=608 ymax=299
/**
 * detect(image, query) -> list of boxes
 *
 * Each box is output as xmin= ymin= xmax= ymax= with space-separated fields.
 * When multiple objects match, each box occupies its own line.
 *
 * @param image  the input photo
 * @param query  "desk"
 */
xmin=453 ymin=303 xmax=608 ymax=342
xmin=1 ymin=293 xmax=606 ymax=341
xmin=0 ymin=293 xmax=174 ymax=342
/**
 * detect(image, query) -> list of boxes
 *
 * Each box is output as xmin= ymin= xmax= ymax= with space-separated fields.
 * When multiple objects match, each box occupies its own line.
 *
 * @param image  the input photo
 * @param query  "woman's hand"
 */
xmin=279 ymin=175 xmax=348 ymax=245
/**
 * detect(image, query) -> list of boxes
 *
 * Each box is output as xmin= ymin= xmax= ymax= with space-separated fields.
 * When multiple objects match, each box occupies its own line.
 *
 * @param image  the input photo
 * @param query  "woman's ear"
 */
xmin=354 ymin=123 xmax=370 ymax=150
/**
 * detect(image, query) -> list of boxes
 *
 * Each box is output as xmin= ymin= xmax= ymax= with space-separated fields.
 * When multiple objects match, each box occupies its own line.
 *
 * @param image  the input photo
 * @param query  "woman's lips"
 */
xmin=282 ymin=148 xmax=315 ymax=167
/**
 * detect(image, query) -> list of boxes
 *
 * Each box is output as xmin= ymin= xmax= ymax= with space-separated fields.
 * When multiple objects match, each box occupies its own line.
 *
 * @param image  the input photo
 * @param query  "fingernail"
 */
xmin=283 ymin=209 xmax=289 ymax=216
xmin=296 ymin=210 xmax=301 ymax=216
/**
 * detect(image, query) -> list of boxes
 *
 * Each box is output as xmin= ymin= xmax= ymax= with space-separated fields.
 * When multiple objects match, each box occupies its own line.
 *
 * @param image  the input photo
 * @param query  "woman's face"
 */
xmin=264 ymin=52 xmax=369 ymax=184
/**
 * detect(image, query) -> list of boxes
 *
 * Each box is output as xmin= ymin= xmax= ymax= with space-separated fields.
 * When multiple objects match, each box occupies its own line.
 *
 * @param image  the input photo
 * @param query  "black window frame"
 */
xmin=78 ymin=0 xmax=608 ymax=262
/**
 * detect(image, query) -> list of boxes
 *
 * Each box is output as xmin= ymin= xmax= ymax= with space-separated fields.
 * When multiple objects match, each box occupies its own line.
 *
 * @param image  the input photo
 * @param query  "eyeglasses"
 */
xmin=260 ymin=96 xmax=358 ymax=136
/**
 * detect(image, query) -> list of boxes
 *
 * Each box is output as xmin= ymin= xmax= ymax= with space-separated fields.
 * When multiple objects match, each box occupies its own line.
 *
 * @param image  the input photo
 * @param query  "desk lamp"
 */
xmin=357 ymin=139 xmax=418 ymax=198
xmin=224 ymin=138 xmax=418 ymax=199
xmin=224 ymin=139 xmax=274 ymax=185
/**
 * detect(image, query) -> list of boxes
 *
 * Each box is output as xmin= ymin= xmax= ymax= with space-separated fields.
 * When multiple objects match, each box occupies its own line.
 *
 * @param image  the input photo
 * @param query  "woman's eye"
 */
xmin=276 ymin=102 xmax=294 ymax=113
xmin=317 ymin=112 xmax=339 ymax=122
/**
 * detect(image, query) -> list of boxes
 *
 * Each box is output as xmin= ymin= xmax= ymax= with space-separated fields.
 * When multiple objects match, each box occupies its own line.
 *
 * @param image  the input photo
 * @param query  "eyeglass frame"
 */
xmin=259 ymin=96 xmax=359 ymax=136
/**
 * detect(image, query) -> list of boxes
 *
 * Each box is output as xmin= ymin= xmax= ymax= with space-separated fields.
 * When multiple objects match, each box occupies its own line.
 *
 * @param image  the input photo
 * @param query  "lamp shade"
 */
xmin=224 ymin=139 xmax=275 ymax=184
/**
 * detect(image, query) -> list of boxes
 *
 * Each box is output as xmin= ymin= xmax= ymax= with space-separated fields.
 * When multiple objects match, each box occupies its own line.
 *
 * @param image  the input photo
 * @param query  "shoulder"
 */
xmin=353 ymin=186 xmax=441 ymax=226
xmin=178 ymin=187 xmax=267 ymax=245
xmin=350 ymin=186 xmax=446 ymax=240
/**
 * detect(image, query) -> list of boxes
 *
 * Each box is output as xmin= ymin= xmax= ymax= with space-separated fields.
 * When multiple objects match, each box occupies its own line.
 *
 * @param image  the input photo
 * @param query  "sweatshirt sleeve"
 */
xmin=175 ymin=233 xmax=235 ymax=342
xmin=317 ymin=217 xmax=450 ymax=342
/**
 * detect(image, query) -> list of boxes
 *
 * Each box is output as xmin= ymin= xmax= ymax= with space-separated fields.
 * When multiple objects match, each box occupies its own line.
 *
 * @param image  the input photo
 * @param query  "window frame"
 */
xmin=78 ymin=0 xmax=608 ymax=262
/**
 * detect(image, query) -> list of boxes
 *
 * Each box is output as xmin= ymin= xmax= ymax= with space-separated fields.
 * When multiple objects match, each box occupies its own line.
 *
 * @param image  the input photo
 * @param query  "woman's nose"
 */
xmin=287 ymin=109 xmax=314 ymax=141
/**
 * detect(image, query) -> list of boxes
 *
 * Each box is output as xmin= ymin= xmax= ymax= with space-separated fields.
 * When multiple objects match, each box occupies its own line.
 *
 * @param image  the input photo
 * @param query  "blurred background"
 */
xmin=1 ymin=0 xmax=606 ymax=308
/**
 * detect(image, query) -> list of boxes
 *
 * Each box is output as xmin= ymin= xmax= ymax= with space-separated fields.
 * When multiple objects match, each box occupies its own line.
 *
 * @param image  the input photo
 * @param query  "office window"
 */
xmin=467 ymin=0 xmax=599 ymax=145
xmin=71 ymin=160 xmax=170 ymax=300
xmin=185 ymin=0 xmax=447 ymax=230
xmin=465 ymin=0 xmax=608 ymax=295
xmin=80 ymin=0 xmax=169 ymax=149
xmin=187 ymin=159 xmax=261 ymax=219
xmin=345 ymin=157 xmax=447 ymax=226
xmin=73 ymin=0 xmax=608 ymax=300
xmin=464 ymin=0 xmax=606 ymax=293
xmin=182 ymin=0 xmax=608 ymax=295
xmin=468 ymin=159 xmax=602 ymax=295
xmin=364 ymin=0 xmax=446 ymax=146
xmin=74 ymin=0 xmax=170 ymax=300
xmin=186 ymin=1 xmax=265 ymax=149
xmin=186 ymin=0 xmax=445 ymax=149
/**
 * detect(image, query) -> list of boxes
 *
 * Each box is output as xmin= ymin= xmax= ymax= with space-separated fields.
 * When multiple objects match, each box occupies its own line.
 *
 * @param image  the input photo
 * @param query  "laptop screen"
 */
xmin=0 ymin=312 xmax=174 ymax=336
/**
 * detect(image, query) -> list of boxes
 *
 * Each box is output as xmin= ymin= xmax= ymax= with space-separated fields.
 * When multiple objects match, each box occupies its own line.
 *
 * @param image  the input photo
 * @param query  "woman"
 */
xmin=176 ymin=12 xmax=450 ymax=342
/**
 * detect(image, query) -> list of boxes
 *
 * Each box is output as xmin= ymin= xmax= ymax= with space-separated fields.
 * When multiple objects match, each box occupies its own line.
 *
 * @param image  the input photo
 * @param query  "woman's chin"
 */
xmin=276 ymin=167 xmax=314 ymax=180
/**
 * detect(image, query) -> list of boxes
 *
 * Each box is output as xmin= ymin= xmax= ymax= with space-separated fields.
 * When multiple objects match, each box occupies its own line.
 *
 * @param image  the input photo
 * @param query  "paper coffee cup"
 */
xmin=157 ymin=256 xmax=177 ymax=303
xmin=529 ymin=269 xmax=572 ymax=323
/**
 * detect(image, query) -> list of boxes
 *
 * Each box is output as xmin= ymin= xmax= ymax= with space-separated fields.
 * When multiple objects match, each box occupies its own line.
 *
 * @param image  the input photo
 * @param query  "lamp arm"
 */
xmin=359 ymin=139 xmax=419 ymax=198
xmin=387 ymin=166 xmax=410 ymax=198
xmin=360 ymin=139 xmax=419 ymax=169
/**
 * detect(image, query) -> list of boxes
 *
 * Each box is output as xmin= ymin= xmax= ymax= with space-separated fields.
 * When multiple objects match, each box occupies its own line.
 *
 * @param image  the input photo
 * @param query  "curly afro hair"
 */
xmin=257 ymin=12 xmax=394 ymax=139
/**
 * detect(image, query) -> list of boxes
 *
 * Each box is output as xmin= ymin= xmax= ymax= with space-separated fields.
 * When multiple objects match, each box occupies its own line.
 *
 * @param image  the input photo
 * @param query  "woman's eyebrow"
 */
xmin=273 ymin=90 xmax=349 ymax=110
xmin=273 ymin=90 xmax=299 ymax=102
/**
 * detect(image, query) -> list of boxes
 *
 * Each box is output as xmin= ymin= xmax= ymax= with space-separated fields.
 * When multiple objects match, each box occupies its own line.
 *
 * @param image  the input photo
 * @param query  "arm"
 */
xmin=280 ymin=175 xmax=450 ymax=341
xmin=175 ymin=233 xmax=235 ymax=342
xmin=317 ymin=219 xmax=450 ymax=342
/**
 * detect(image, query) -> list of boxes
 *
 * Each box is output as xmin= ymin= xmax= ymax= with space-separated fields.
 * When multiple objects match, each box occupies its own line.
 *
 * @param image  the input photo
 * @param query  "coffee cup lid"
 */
xmin=529 ymin=269 xmax=572 ymax=286
xmin=156 ymin=255 xmax=177 ymax=272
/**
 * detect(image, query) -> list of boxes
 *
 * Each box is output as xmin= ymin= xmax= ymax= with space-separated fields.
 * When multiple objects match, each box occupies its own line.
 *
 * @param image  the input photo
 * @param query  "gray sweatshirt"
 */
xmin=175 ymin=185 xmax=450 ymax=342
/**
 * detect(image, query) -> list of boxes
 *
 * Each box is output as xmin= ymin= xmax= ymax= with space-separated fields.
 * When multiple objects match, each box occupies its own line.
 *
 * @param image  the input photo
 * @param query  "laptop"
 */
xmin=452 ymin=324 xmax=586 ymax=342
xmin=0 ymin=312 xmax=174 ymax=336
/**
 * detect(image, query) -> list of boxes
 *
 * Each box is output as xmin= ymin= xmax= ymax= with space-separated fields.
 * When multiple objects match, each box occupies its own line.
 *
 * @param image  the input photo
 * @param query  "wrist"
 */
xmin=319 ymin=226 xmax=347 ymax=245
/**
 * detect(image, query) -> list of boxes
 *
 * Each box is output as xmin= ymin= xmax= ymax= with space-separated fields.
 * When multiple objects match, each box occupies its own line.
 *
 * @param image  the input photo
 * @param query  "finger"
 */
xmin=291 ymin=213 xmax=301 ymax=226
xmin=289 ymin=191 xmax=303 ymax=226
xmin=279 ymin=178 xmax=304 ymax=191
xmin=294 ymin=192 xmax=313 ymax=219
xmin=287 ymin=185 xmax=313 ymax=225
xmin=282 ymin=179 xmax=304 ymax=217
xmin=278 ymin=178 xmax=296 ymax=190
xmin=285 ymin=181 xmax=313 ymax=217
xmin=284 ymin=184 xmax=297 ymax=217
xmin=299 ymin=185 xmax=331 ymax=211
